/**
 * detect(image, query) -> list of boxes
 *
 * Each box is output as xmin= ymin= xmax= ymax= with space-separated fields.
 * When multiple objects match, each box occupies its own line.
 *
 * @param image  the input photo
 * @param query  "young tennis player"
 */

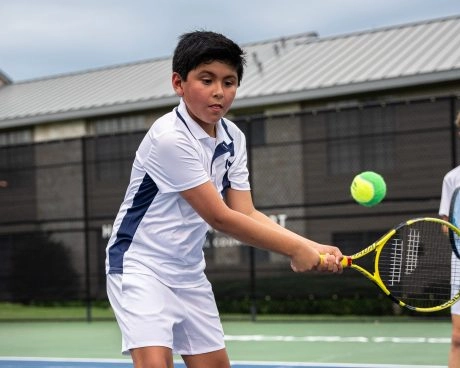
xmin=105 ymin=30 xmax=343 ymax=368
xmin=439 ymin=112 xmax=460 ymax=368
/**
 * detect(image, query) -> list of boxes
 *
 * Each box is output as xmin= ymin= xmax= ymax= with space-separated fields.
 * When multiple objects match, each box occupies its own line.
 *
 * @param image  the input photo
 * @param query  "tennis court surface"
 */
xmin=0 ymin=319 xmax=451 ymax=367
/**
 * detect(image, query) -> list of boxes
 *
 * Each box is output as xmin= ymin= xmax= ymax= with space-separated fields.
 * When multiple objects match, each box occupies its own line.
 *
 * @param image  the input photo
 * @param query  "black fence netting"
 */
xmin=0 ymin=96 xmax=459 ymax=320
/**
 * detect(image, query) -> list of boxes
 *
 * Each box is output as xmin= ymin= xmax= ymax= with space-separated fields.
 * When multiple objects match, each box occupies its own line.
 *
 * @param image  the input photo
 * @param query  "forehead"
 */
xmin=193 ymin=60 xmax=238 ymax=77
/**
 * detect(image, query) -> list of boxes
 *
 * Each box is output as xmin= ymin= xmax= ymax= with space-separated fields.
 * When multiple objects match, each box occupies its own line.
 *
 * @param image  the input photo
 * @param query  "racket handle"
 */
xmin=341 ymin=256 xmax=352 ymax=267
xmin=319 ymin=254 xmax=351 ymax=268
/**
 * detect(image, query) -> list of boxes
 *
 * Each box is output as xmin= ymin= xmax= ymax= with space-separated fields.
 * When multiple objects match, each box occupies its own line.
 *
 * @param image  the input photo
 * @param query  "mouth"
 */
xmin=209 ymin=104 xmax=224 ymax=112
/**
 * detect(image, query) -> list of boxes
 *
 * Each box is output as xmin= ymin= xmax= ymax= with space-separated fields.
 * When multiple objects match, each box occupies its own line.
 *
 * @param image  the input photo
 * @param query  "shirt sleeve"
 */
xmin=439 ymin=173 xmax=454 ymax=217
xmin=144 ymin=130 xmax=209 ymax=193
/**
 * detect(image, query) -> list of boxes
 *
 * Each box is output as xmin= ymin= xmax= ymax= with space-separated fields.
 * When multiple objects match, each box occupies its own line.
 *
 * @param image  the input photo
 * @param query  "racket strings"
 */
xmin=378 ymin=221 xmax=459 ymax=309
xmin=404 ymin=228 xmax=420 ymax=274
xmin=388 ymin=238 xmax=402 ymax=286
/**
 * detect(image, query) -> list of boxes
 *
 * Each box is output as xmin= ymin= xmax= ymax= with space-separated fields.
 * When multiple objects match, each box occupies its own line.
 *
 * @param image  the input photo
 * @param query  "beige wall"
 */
xmin=34 ymin=120 xmax=86 ymax=142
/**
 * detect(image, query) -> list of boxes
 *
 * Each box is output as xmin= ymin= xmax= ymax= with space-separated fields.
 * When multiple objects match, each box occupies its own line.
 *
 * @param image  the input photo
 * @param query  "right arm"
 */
xmin=181 ymin=181 xmax=341 ymax=273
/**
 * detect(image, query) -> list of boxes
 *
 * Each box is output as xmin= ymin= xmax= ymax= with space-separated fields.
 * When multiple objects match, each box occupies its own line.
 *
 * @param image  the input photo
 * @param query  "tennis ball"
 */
xmin=350 ymin=171 xmax=386 ymax=207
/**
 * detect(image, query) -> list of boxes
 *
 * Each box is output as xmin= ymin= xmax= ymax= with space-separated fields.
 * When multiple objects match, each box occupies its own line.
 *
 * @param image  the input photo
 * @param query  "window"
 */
xmin=235 ymin=118 xmax=266 ymax=146
xmin=88 ymin=115 xmax=147 ymax=182
xmin=93 ymin=134 xmax=141 ymax=181
xmin=91 ymin=115 xmax=147 ymax=135
xmin=327 ymin=105 xmax=395 ymax=175
xmin=0 ymin=129 xmax=32 ymax=147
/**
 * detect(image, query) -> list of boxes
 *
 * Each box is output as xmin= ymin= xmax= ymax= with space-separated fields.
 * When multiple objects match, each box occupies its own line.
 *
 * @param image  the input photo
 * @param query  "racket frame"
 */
xmin=341 ymin=217 xmax=460 ymax=312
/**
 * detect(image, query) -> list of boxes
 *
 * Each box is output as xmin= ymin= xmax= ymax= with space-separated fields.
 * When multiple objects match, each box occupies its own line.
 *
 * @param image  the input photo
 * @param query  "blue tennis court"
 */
xmin=0 ymin=358 xmax=446 ymax=368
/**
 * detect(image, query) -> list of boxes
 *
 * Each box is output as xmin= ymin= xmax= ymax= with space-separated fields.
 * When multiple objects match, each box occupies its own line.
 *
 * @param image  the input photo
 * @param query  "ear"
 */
xmin=172 ymin=72 xmax=184 ymax=97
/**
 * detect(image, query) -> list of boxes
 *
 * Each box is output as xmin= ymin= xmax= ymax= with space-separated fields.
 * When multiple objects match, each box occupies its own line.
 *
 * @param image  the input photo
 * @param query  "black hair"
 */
xmin=172 ymin=30 xmax=246 ymax=85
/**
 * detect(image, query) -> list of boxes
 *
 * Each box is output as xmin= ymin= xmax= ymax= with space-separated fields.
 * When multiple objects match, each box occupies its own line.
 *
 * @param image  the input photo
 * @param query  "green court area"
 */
xmin=0 ymin=317 xmax=452 ymax=366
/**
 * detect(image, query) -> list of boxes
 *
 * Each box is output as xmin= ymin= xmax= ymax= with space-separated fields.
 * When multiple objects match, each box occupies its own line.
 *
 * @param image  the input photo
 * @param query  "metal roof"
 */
xmin=1 ymin=15 xmax=460 ymax=128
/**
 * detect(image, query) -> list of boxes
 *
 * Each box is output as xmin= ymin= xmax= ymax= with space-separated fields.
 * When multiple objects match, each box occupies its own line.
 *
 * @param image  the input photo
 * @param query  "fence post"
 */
xmin=82 ymin=136 xmax=92 ymax=322
xmin=245 ymin=120 xmax=257 ymax=321
xmin=450 ymin=96 xmax=458 ymax=169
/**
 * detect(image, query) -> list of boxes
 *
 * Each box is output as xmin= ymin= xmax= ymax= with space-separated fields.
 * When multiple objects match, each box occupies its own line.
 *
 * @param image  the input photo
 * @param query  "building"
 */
xmin=1 ymin=15 xmax=459 ymax=306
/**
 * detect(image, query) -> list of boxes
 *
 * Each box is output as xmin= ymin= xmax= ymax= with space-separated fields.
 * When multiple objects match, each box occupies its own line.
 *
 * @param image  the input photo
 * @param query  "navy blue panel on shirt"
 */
xmin=221 ymin=119 xmax=234 ymax=140
xmin=211 ymin=140 xmax=234 ymax=174
xmin=108 ymin=174 xmax=159 ymax=273
xmin=221 ymin=159 xmax=234 ymax=196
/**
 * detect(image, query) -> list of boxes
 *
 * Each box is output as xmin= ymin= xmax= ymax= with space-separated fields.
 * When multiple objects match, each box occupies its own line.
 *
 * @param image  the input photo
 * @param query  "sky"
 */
xmin=1 ymin=0 xmax=460 ymax=82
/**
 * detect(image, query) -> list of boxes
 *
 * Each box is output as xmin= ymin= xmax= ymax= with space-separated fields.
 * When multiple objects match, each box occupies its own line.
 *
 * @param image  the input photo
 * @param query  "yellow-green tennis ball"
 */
xmin=350 ymin=171 xmax=386 ymax=207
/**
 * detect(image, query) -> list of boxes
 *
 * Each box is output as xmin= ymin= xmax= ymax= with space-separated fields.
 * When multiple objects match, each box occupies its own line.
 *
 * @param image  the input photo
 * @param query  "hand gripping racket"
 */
xmin=449 ymin=187 xmax=460 ymax=259
xmin=323 ymin=217 xmax=460 ymax=312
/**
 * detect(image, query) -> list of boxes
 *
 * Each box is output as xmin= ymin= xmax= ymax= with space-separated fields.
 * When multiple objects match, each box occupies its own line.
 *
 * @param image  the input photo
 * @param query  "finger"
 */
xmin=322 ymin=254 xmax=334 ymax=272
xmin=290 ymin=261 xmax=299 ymax=272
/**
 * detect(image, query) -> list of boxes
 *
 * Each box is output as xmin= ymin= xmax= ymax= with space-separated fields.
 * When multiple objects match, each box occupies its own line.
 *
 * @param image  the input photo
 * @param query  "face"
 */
xmin=172 ymin=61 xmax=239 ymax=136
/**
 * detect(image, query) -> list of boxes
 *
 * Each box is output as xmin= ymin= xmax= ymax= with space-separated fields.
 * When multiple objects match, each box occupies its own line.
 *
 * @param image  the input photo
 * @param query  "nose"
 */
xmin=213 ymin=82 xmax=224 ymax=98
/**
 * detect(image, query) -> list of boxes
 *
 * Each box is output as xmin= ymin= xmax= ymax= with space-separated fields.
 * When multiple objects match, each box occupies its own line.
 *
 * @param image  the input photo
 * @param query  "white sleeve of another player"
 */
xmin=439 ymin=175 xmax=454 ymax=217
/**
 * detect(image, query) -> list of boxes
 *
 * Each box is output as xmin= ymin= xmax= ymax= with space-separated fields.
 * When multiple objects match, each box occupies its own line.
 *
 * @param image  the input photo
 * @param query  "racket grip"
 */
xmin=341 ymin=256 xmax=352 ymax=267
xmin=319 ymin=254 xmax=351 ymax=267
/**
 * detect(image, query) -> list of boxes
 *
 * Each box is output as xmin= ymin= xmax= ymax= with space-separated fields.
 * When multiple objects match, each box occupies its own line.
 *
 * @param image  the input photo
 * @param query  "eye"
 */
xmin=202 ymin=78 xmax=212 ymax=85
xmin=224 ymin=79 xmax=236 ymax=87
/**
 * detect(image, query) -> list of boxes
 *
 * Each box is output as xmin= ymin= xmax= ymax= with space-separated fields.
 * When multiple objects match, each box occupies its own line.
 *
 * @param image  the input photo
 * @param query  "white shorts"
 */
xmin=107 ymin=273 xmax=225 ymax=355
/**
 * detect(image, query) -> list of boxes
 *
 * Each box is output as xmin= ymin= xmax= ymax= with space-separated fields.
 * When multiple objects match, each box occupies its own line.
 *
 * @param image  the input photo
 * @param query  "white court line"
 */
xmin=0 ymin=357 xmax=131 ymax=362
xmin=233 ymin=362 xmax=445 ymax=368
xmin=224 ymin=335 xmax=450 ymax=344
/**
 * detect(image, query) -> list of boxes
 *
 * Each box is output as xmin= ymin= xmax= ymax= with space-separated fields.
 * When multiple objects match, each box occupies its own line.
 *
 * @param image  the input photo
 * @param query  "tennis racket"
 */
xmin=449 ymin=187 xmax=460 ymax=259
xmin=323 ymin=217 xmax=460 ymax=312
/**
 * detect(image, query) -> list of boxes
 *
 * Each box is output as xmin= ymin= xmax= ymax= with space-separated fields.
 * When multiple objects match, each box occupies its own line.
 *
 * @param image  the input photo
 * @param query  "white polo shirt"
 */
xmin=439 ymin=166 xmax=460 ymax=217
xmin=105 ymin=99 xmax=250 ymax=287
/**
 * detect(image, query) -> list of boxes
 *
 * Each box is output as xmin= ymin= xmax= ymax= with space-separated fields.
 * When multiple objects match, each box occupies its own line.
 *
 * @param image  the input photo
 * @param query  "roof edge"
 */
xmin=3 ymin=68 xmax=459 ymax=127
xmin=233 ymin=69 xmax=460 ymax=108
xmin=0 ymin=96 xmax=180 ymax=129
xmin=0 ymin=70 xmax=13 ymax=85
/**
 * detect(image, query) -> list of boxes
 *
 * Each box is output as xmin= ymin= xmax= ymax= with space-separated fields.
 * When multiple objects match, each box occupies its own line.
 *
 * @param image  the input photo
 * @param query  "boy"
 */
xmin=106 ymin=30 xmax=343 ymax=368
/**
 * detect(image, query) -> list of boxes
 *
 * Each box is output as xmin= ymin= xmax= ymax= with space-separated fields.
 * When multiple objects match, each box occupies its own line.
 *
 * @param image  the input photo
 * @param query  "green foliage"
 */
xmin=212 ymin=273 xmax=451 ymax=317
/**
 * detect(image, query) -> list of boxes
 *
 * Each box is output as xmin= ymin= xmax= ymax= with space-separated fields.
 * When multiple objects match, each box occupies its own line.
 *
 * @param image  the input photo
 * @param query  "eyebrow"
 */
xmin=198 ymin=69 xmax=237 ymax=78
xmin=195 ymin=65 xmax=238 ymax=80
